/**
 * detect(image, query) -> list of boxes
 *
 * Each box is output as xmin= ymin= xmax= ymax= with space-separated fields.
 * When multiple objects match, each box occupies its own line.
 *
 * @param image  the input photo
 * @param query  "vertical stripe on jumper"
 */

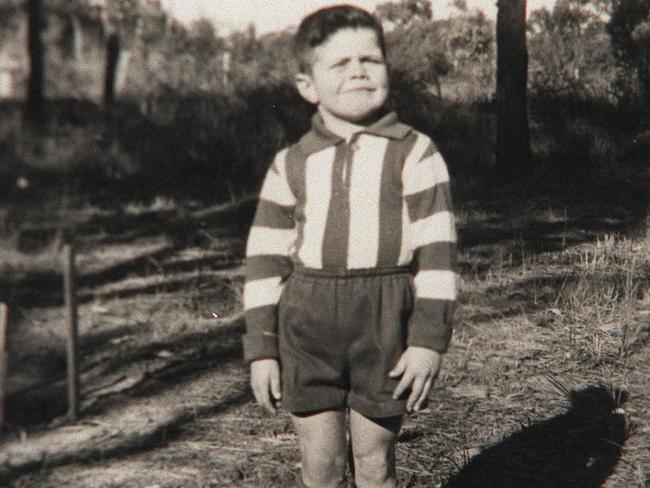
xmin=378 ymin=137 xmax=410 ymax=266
xmin=286 ymin=144 xmax=307 ymax=264
xmin=322 ymin=144 xmax=350 ymax=268
xmin=298 ymin=147 xmax=336 ymax=268
xmin=347 ymin=135 xmax=388 ymax=268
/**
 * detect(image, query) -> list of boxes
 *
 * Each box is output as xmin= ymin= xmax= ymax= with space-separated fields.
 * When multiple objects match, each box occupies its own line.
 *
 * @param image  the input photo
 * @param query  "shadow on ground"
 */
xmin=458 ymin=191 xmax=648 ymax=263
xmin=4 ymin=320 xmax=245 ymax=428
xmin=442 ymin=385 xmax=629 ymax=488
xmin=0 ymin=199 xmax=252 ymax=308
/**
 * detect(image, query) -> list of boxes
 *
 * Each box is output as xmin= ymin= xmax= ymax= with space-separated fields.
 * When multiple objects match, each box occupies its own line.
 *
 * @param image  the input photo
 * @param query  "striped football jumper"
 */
xmin=243 ymin=112 xmax=458 ymax=363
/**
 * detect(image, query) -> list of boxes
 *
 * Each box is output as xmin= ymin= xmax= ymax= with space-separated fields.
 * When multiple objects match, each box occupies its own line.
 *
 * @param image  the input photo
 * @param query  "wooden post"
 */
xmin=0 ymin=303 xmax=8 ymax=432
xmin=63 ymin=244 xmax=79 ymax=421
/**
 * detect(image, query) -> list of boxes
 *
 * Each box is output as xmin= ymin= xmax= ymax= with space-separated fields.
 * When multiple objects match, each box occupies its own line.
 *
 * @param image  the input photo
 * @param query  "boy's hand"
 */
xmin=250 ymin=358 xmax=282 ymax=415
xmin=389 ymin=346 xmax=442 ymax=413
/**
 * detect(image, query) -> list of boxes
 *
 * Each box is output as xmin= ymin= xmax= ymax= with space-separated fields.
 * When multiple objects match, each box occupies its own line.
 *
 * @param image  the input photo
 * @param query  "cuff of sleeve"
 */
xmin=406 ymin=300 xmax=455 ymax=353
xmin=244 ymin=305 xmax=279 ymax=363
xmin=242 ymin=333 xmax=279 ymax=364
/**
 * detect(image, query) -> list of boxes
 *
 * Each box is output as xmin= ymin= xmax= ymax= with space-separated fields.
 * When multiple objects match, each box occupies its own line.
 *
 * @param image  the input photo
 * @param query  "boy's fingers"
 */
xmin=251 ymin=380 xmax=265 ymax=405
xmin=388 ymin=356 xmax=406 ymax=377
xmin=252 ymin=377 xmax=276 ymax=415
xmin=252 ymin=385 xmax=264 ymax=409
xmin=392 ymin=372 xmax=413 ymax=400
xmin=414 ymin=377 xmax=433 ymax=412
xmin=250 ymin=359 xmax=280 ymax=415
xmin=259 ymin=389 xmax=276 ymax=415
xmin=271 ymin=370 xmax=282 ymax=400
xmin=406 ymin=377 xmax=425 ymax=412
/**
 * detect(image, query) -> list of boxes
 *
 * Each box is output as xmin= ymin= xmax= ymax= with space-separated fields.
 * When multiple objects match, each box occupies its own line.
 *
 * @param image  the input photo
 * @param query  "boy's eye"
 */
xmin=329 ymin=57 xmax=384 ymax=69
xmin=331 ymin=59 xmax=349 ymax=69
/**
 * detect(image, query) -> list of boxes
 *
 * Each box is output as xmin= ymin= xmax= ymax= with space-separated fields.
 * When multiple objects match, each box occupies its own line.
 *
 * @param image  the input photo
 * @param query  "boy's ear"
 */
xmin=294 ymin=73 xmax=319 ymax=105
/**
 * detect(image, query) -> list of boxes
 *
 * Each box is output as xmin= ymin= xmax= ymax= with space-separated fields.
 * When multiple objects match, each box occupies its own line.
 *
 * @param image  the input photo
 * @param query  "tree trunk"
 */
xmin=104 ymin=31 xmax=120 ymax=107
xmin=496 ymin=0 xmax=531 ymax=184
xmin=25 ymin=0 xmax=45 ymax=123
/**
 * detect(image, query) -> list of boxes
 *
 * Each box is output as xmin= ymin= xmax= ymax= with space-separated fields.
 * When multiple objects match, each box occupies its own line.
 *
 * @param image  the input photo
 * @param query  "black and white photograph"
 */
xmin=0 ymin=0 xmax=648 ymax=486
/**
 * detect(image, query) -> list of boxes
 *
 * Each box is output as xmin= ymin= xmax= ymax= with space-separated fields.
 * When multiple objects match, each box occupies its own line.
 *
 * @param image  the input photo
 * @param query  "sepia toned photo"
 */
xmin=0 ymin=0 xmax=648 ymax=486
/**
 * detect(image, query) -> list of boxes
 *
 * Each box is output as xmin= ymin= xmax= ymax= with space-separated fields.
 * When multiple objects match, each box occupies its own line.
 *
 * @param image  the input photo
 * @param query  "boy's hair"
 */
xmin=294 ymin=5 xmax=386 ymax=73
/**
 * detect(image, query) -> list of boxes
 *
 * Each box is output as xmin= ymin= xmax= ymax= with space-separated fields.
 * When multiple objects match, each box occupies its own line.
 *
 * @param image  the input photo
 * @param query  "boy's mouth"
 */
xmin=344 ymin=86 xmax=376 ymax=93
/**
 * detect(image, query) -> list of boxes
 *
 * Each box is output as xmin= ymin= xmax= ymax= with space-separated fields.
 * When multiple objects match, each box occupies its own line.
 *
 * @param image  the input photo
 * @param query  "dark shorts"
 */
xmin=278 ymin=266 xmax=413 ymax=418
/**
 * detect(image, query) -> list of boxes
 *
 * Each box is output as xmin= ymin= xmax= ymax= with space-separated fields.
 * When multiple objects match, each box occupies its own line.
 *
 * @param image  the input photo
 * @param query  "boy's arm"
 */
xmin=402 ymin=135 xmax=458 ymax=353
xmin=243 ymin=148 xmax=297 ymax=364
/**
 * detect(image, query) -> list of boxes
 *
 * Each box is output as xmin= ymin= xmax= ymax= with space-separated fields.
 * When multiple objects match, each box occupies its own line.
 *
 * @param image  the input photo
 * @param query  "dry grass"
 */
xmin=3 ymin=197 xmax=650 ymax=488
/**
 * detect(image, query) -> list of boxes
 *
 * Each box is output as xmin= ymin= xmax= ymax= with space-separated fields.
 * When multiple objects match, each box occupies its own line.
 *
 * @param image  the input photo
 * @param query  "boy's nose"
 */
xmin=348 ymin=58 xmax=367 ymax=77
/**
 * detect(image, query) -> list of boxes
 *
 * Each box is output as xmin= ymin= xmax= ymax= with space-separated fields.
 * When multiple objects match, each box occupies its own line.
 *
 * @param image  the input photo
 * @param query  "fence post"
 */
xmin=63 ymin=244 xmax=79 ymax=421
xmin=0 ymin=303 xmax=8 ymax=431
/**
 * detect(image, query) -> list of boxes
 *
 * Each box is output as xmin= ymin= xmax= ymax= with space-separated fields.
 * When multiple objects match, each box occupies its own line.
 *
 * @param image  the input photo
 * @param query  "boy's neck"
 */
xmin=318 ymin=106 xmax=381 ymax=140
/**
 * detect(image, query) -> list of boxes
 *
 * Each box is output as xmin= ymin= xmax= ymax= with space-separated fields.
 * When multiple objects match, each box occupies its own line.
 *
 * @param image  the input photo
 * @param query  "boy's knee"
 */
xmin=302 ymin=451 xmax=347 ymax=488
xmin=353 ymin=446 xmax=396 ymax=486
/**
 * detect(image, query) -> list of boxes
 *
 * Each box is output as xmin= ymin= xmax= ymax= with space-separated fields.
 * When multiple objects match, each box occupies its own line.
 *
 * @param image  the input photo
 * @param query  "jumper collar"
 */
xmin=298 ymin=111 xmax=412 ymax=155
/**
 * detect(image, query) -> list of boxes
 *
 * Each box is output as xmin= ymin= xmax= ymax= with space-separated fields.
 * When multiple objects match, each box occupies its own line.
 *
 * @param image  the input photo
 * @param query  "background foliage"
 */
xmin=0 ymin=0 xmax=649 ymax=202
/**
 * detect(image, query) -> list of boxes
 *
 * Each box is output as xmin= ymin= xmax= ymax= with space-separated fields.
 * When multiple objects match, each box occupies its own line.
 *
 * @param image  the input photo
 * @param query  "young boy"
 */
xmin=243 ymin=5 xmax=457 ymax=487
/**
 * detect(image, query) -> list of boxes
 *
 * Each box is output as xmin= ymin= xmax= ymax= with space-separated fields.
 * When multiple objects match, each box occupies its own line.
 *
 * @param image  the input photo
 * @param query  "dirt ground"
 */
xmin=1 ymin=189 xmax=649 ymax=487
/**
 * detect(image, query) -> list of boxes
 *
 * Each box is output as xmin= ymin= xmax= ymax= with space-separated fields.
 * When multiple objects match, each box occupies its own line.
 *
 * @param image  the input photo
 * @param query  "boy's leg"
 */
xmin=291 ymin=409 xmax=348 ymax=488
xmin=349 ymin=410 xmax=402 ymax=488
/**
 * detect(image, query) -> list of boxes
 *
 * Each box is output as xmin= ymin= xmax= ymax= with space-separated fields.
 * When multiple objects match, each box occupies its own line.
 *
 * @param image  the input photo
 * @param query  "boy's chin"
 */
xmin=350 ymin=108 xmax=388 ymax=126
xmin=331 ymin=106 xmax=388 ymax=126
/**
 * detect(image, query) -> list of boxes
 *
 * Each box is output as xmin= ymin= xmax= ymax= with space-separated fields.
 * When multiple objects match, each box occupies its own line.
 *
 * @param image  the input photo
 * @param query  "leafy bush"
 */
xmin=608 ymin=0 xmax=650 ymax=107
xmin=159 ymin=82 xmax=311 ymax=197
xmin=528 ymin=0 xmax=622 ymax=101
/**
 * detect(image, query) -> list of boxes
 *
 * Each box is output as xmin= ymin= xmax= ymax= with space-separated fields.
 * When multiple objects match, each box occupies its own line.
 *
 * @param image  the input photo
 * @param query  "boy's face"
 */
xmin=295 ymin=27 xmax=389 ymax=125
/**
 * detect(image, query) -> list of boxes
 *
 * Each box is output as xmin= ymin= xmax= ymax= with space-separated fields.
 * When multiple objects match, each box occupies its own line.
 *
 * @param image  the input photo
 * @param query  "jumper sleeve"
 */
xmin=402 ymin=135 xmax=458 ymax=353
xmin=243 ymin=148 xmax=297 ymax=363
